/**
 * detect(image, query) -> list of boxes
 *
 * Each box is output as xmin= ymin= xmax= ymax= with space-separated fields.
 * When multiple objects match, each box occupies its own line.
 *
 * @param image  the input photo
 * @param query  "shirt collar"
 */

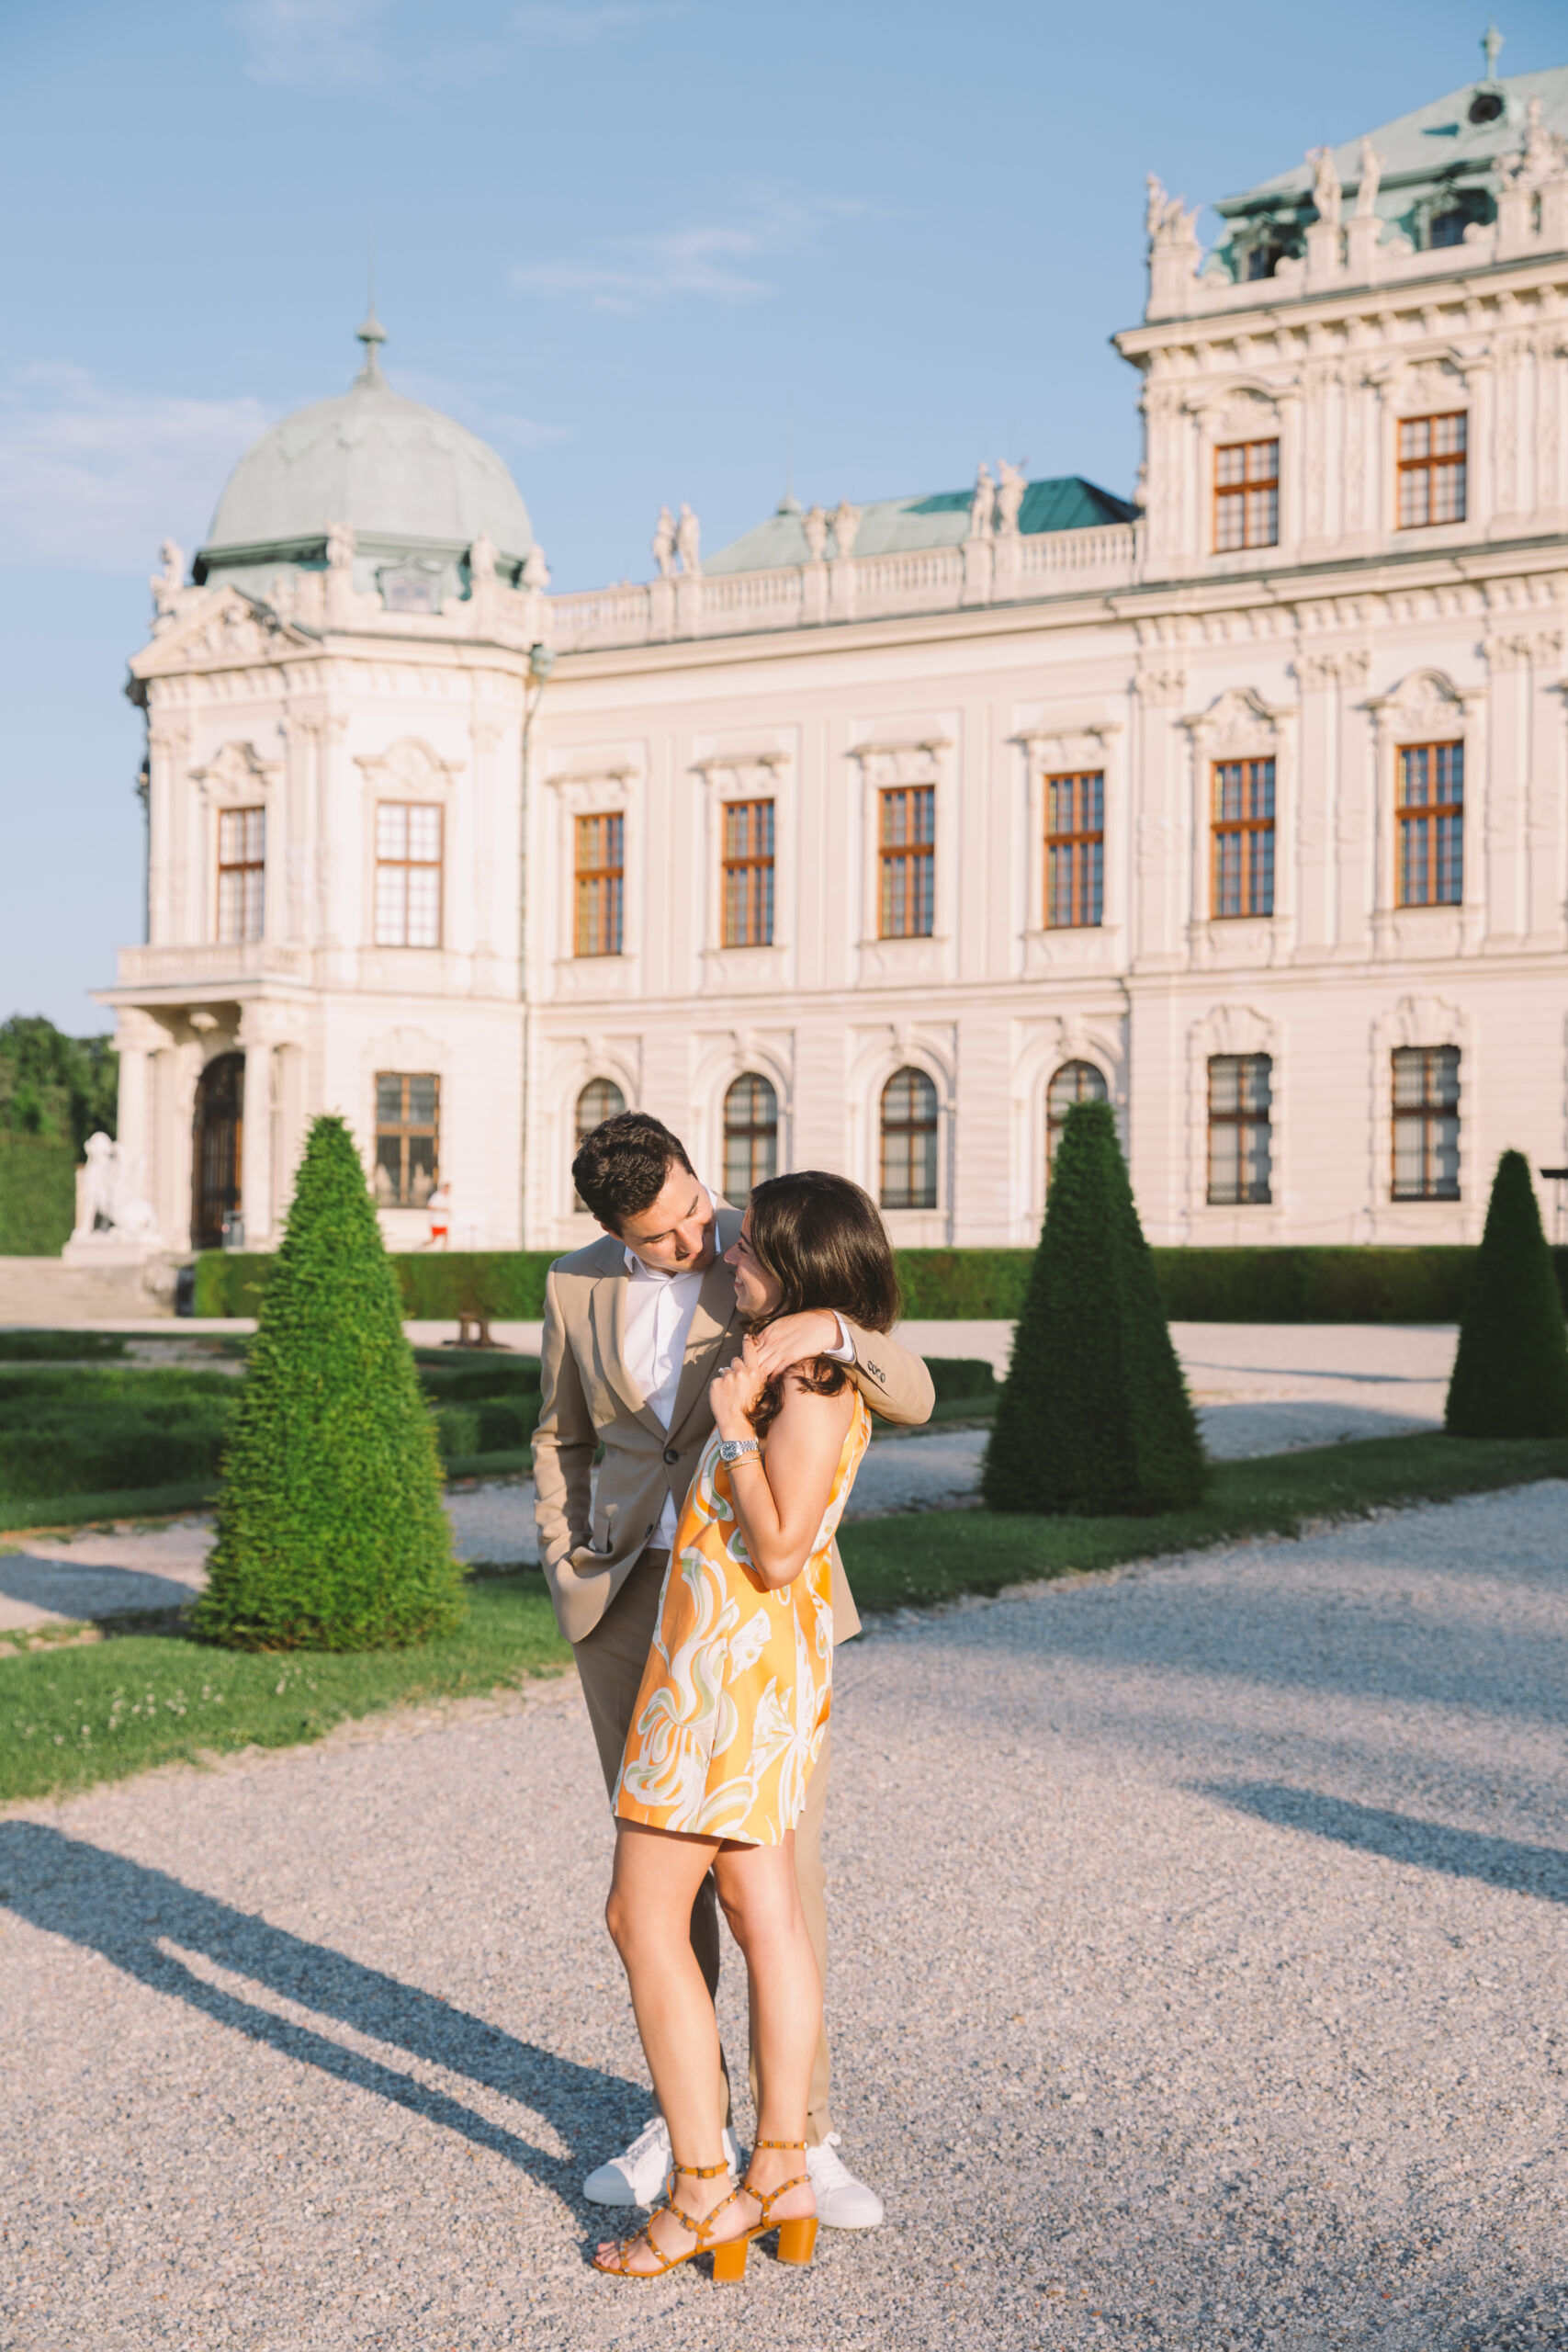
xmin=622 ymin=1184 xmax=723 ymax=1283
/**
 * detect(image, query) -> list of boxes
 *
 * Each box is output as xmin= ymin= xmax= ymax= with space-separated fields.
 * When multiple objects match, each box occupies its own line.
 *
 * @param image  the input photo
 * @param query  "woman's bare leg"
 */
xmin=713 ymin=1831 xmax=819 ymax=2222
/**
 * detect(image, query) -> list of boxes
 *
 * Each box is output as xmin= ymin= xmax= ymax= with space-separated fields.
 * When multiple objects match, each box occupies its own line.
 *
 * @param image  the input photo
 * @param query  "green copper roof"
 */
xmin=705 ymin=475 xmax=1135 ymax=575
xmin=197 ymin=319 xmax=532 ymax=580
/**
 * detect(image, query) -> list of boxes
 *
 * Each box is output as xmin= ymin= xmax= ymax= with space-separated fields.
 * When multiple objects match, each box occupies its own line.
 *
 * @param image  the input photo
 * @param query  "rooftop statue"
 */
xmin=995 ymin=460 xmax=1026 ymax=537
xmin=1144 ymin=174 xmax=1200 ymax=250
xmin=969 ymin=463 xmax=995 ymax=539
xmin=829 ymin=500 xmax=861 ymax=559
xmin=674 ymin=503 xmax=701 ymax=577
xmin=1307 ymin=144 xmax=1342 ymax=227
xmin=803 ymin=504 xmax=829 ymax=561
xmin=1354 ymin=138 xmax=1384 ymax=217
xmin=1505 ymin=95 xmax=1568 ymax=186
xmin=652 ymin=505 xmax=675 ymax=579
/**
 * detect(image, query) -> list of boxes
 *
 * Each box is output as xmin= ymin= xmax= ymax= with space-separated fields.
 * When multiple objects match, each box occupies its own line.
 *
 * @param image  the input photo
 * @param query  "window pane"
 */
xmin=407 ymin=806 xmax=441 ymax=863
xmin=377 ymin=804 xmax=407 ymax=860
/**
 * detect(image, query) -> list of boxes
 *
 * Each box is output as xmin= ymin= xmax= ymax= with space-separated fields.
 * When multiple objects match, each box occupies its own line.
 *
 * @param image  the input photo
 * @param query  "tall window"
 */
xmin=1213 ymin=439 xmax=1280 ymax=552
xmin=1212 ymin=759 xmax=1276 ymax=919
xmin=573 ymin=1076 xmax=626 ymax=1211
xmin=1397 ymin=743 xmax=1464 ymax=907
xmin=1046 ymin=1060 xmax=1108 ymax=1180
xmin=375 ymin=803 xmax=442 ymax=947
xmin=723 ymin=1073 xmax=778 ymax=1205
xmin=575 ymin=813 xmax=624 ymax=956
xmin=1045 ymin=773 xmax=1104 ymax=929
xmin=722 ymin=800 xmax=774 ymax=947
xmin=217 ymin=808 xmax=265 ymax=944
xmin=375 ymin=1073 xmax=439 ymax=1208
xmin=880 ymin=1067 xmax=938 ymax=1210
xmin=1208 ymin=1055 xmax=1273 ymax=1206
xmin=1398 ymin=413 xmax=1467 ymax=528
xmin=879 ymin=786 xmax=934 ymax=938
xmin=1392 ymin=1046 xmax=1461 ymax=1200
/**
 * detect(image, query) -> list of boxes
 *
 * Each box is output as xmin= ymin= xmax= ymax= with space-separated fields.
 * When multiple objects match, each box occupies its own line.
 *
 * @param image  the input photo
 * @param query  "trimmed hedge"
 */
xmin=192 ymin=1240 xmax=1568 ymax=1326
xmin=0 ymin=1367 xmax=236 ymax=1500
xmin=1446 ymin=1152 xmax=1568 ymax=1438
xmin=0 ymin=1136 xmax=76 ymax=1256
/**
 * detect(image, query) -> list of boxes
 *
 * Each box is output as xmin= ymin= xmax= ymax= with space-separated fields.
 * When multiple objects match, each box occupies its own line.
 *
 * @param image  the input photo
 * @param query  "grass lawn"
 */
xmin=837 ymin=1430 xmax=1568 ymax=1614
xmin=0 ymin=1575 xmax=570 ymax=1806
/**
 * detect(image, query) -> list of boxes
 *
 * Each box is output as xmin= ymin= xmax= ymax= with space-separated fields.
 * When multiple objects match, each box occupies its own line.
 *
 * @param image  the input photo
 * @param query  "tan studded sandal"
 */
xmin=709 ymin=2139 xmax=818 ymax=2282
xmin=591 ymin=2160 xmax=739 ymax=2280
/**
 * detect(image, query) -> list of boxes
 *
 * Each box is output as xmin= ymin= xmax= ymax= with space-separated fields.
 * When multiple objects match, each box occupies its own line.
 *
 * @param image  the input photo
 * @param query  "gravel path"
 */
xmin=5 ymin=1480 xmax=1566 ymax=2349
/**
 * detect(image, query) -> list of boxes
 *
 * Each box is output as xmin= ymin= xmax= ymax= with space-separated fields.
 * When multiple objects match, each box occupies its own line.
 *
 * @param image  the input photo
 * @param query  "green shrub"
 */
xmin=474 ymin=1394 xmax=540 ymax=1451
xmin=983 ymin=1100 xmax=1205 ymax=1516
xmin=1445 ymin=1151 xmax=1568 ymax=1439
xmin=894 ymin=1250 xmax=1034 ymax=1317
xmin=0 ymin=1330 xmax=128 ymax=1361
xmin=0 ymin=1136 xmax=77 ymax=1255
xmin=193 ymin=1115 xmax=463 ymax=1651
xmin=434 ymin=1404 xmax=481 ymax=1462
xmin=414 ymin=1356 xmax=544 ymax=1401
xmin=0 ymin=1367 xmax=236 ymax=1499
xmin=922 ymin=1357 xmax=998 ymax=1402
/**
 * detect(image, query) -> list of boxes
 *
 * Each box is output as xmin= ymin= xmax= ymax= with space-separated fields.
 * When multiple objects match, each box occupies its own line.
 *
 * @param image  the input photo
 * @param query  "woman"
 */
xmin=592 ymin=1170 xmax=897 ymax=2283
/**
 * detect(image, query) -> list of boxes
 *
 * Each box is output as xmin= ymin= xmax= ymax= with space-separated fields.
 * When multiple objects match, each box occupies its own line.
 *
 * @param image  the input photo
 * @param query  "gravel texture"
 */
xmin=4 ymin=1479 xmax=1566 ymax=2349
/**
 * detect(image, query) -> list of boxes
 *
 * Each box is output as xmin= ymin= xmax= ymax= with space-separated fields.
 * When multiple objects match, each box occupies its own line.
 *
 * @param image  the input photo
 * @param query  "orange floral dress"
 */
xmin=614 ymin=1392 xmax=871 ymax=1847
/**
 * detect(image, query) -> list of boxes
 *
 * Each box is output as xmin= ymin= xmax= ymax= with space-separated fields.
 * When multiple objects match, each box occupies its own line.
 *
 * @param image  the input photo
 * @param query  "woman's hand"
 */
xmin=709 ymin=1334 xmax=767 ymax=1439
xmin=746 ymin=1309 xmax=844 ymax=1383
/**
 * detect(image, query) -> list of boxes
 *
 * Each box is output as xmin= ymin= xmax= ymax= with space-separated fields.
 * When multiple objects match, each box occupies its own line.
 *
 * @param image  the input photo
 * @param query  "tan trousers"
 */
xmin=571 ymin=1546 xmax=834 ymax=2146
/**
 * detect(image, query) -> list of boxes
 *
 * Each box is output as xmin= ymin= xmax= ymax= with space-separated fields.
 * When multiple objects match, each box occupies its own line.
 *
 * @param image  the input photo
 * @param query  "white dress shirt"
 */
xmin=622 ymin=1187 xmax=852 ymax=1555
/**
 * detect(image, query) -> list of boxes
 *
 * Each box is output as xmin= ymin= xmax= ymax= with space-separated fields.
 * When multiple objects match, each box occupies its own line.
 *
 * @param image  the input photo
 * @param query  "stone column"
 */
xmin=238 ymin=1015 xmax=276 ymax=1249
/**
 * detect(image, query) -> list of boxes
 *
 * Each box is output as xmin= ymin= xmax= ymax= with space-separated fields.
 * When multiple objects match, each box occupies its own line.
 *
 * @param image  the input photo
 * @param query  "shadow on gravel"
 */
xmin=1203 ymin=1783 xmax=1568 ymax=1906
xmin=0 ymin=1824 xmax=639 ymax=2199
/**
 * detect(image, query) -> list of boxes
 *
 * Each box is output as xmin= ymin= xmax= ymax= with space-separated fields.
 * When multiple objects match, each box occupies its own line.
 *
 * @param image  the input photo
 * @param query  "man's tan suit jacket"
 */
xmin=532 ymin=1204 xmax=936 ymax=1646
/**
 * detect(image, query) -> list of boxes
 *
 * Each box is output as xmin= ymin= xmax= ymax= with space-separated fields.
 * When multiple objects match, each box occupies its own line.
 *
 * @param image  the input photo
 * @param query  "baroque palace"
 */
xmin=100 ymin=57 xmax=1568 ymax=1260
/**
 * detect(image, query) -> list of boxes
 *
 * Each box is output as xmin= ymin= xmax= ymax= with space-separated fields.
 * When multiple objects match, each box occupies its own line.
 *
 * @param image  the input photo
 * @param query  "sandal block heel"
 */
xmin=774 ymin=2216 xmax=818 ymax=2267
xmin=710 ymin=2236 xmax=751 ymax=2284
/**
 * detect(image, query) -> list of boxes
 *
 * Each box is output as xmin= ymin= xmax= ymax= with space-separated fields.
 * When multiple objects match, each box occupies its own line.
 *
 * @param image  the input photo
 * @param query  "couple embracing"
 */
xmin=533 ymin=1111 xmax=934 ymax=2282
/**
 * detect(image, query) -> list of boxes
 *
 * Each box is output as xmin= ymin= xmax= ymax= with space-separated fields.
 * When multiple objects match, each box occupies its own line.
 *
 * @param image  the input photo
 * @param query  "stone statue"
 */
xmin=151 ymin=539 xmax=184 ymax=608
xmin=674 ymin=503 xmax=701 ymax=577
xmin=969 ymin=464 xmax=995 ymax=539
xmin=1145 ymin=174 xmax=1198 ymax=247
xmin=325 ymin=517 xmax=355 ymax=571
xmin=995 ymin=460 xmax=1027 ymax=536
xmin=652 ymin=506 xmax=676 ymax=579
xmin=802 ymin=504 xmax=829 ymax=561
xmin=829 ymin=500 xmax=861 ymax=559
xmin=75 ymin=1133 xmax=118 ymax=1236
xmin=1354 ymin=139 xmax=1384 ymax=217
xmin=1505 ymin=96 xmax=1568 ymax=186
xmin=522 ymin=543 xmax=549 ymax=590
xmin=1307 ymin=145 xmax=1342 ymax=228
xmin=468 ymin=531 xmax=496 ymax=583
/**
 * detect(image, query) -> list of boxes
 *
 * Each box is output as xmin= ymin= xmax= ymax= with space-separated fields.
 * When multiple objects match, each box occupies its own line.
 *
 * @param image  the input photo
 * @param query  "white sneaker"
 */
xmin=582 ymin=2115 xmax=741 ymax=2208
xmin=806 ymin=2132 xmax=885 ymax=2229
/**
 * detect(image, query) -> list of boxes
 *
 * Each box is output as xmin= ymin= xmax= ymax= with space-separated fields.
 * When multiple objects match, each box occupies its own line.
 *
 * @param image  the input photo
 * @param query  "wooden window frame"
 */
xmin=1396 ymin=741 xmax=1464 ymax=908
xmin=879 ymin=1066 xmax=939 ymax=1210
xmin=721 ymin=799 xmax=775 ymax=948
xmin=1213 ymin=437 xmax=1280 ymax=552
xmin=878 ymin=786 xmax=935 ymax=939
xmin=722 ymin=1072 xmax=779 ymax=1206
xmin=572 ymin=1076 xmax=626 ymax=1211
xmin=374 ymin=802 xmax=443 ymax=949
xmin=1391 ymin=1046 xmax=1461 ymax=1201
xmin=575 ymin=812 xmax=625 ymax=958
xmin=1397 ymin=412 xmax=1467 ymax=529
xmin=1043 ymin=772 xmax=1104 ymax=929
xmin=217 ymin=806 xmax=265 ymax=944
xmin=374 ymin=1071 xmax=440 ymax=1209
xmin=1207 ymin=1054 xmax=1273 ymax=1206
xmin=1210 ymin=758 xmax=1276 ymax=920
xmin=1045 ymin=1059 xmax=1108 ymax=1181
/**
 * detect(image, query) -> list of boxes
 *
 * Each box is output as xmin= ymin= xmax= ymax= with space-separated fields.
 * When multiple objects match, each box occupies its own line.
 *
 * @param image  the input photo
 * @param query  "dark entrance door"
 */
xmin=192 ymin=1052 xmax=243 ymax=1250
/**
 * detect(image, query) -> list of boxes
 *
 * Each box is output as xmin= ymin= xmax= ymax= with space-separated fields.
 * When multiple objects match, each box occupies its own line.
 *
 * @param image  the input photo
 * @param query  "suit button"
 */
xmin=662 ymin=1446 xmax=679 ymax=1464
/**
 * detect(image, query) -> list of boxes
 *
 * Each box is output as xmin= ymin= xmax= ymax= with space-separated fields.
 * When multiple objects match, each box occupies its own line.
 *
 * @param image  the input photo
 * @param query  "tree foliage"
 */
xmin=1445 ymin=1149 xmax=1568 ymax=1439
xmin=193 ymin=1114 xmax=464 ymax=1650
xmin=982 ymin=1098 xmax=1206 ymax=1515
xmin=0 ymin=1015 xmax=118 ymax=1149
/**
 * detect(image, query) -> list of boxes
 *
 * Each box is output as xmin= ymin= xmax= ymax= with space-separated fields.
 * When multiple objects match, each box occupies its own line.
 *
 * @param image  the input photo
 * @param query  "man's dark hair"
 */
xmin=572 ymin=1111 xmax=694 ymax=1234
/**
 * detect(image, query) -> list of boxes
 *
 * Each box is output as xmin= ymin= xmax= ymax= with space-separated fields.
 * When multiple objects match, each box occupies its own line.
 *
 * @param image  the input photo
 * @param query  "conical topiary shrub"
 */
xmin=193 ymin=1114 xmax=463 ymax=1649
xmin=981 ymin=1098 xmax=1206 ymax=1516
xmin=1445 ymin=1148 xmax=1568 ymax=1439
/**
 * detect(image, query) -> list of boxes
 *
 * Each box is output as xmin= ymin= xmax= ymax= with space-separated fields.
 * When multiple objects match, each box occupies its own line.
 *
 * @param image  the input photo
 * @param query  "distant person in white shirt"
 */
xmin=532 ymin=1111 xmax=935 ymax=2229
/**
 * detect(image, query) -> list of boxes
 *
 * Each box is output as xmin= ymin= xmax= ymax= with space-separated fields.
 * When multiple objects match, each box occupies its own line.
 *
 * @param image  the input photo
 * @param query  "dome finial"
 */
xmin=355 ymin=233 xmax=386 ymax=386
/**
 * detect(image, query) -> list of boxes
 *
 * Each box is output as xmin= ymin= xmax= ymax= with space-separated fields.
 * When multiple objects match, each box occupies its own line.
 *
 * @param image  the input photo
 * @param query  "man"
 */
xmin=533 ymin=1110 xmax=934 ymax=2227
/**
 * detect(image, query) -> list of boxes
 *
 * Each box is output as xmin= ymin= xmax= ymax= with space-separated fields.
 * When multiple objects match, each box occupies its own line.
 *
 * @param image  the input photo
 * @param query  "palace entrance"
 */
xmin=191 ymin=1051 xmax=243 ymax=1250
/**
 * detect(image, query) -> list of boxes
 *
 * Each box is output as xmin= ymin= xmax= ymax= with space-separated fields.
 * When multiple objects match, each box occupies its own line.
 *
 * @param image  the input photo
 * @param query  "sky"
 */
xmin=2 ymin=0 xmax=1562 ymax=1033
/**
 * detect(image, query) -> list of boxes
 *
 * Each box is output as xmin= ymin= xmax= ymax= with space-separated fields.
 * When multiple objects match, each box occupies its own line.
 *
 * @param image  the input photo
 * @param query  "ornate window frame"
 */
xmin=1180 ymin=379 xmax=1288 ymax=568
xmin=1181 ymin=688 xmax=1296 ymax=964
xmin=1186 ymin=1004 xmax=1282 ymax=1236
xmin=1366 ymin=669 xmax=1486 ymax=958
xmin=693 ymin=748 xmax=792 ymax=989
xmin=190 ymin=741 xmax=284 ymax=948
xmin=1369 ymin=993 xmax=1476 ymax=1236
xmin=687 ymin=1028 xmax=795 ymax=1200
xmin=847 ymin=1023 xmax=955 ymax=1239
xmin=1018 ymin=721 xmax=1122 ymax=973
xmin=849 ymin=736 xmax=954 ymax=987
xmin=353 ymin=736 xmax=463 ymax=964
xmin=543 ymin=757 xmax=642 ymax=996
xmin=548 ymin=1032 xmax=642 ymax=1226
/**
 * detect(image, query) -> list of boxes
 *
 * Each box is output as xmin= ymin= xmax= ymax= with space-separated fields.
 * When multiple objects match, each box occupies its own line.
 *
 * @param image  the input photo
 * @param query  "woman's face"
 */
xmin=723 ymin=1207 xmax=784 ymax=1320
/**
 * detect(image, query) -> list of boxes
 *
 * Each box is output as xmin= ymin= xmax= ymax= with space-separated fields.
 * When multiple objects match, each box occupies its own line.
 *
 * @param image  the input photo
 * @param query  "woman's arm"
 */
xmin=708 ymin=1339 xmax=855 ymax=1590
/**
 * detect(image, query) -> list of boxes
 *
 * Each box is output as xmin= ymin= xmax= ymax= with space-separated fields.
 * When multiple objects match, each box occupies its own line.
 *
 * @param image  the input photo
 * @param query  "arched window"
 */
xmin=572 ymin=1077 xmax=626 ymax=1211
xmin=723 ymin=1073 xmax=777 ymax=1205
xmin=1046 ymin=1059 xmax=1108 ymax=1180
xmin=880 ymin=1067 xmax=938 ymax=1210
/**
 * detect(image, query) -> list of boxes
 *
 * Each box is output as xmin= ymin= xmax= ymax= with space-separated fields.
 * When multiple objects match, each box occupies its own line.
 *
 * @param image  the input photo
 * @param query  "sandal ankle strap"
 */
xmin=669 ymin=2159 xmax=731 ymax=2179
xmin=751 ymin=2137 xmax=807 ymax=2151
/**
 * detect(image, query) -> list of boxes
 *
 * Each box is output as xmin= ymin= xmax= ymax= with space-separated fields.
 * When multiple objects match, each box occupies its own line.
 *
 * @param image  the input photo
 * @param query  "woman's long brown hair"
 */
xmin=740 ymin=1171 xmax=899 ymax=1439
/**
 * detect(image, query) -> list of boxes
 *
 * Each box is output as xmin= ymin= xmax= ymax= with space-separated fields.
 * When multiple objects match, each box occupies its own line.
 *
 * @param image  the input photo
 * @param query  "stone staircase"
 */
xmin=0 ymin=1256 xmax=175 ymax=1326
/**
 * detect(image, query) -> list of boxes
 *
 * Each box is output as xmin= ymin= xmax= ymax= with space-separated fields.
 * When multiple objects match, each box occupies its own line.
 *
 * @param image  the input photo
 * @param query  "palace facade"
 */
xmin=102 ymin=61 xmax=1568 ymax=1259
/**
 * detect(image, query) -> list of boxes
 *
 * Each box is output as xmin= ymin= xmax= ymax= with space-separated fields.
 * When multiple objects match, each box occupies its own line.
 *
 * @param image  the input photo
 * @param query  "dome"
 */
xmin=197 ymin=317 xmax=532 ymax=581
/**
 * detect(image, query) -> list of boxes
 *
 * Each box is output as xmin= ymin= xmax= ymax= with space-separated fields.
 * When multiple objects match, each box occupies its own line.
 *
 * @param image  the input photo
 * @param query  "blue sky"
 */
xmin=2 ymin=0 xmax=1562 ymax=1031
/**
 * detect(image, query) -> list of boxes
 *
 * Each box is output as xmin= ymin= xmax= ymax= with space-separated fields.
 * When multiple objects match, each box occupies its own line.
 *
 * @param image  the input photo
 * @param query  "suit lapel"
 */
xmin=667 ymin=1241 xmax=741 ymax=1442
xmin=587 ymin=1255 xmax=668 ymax=1441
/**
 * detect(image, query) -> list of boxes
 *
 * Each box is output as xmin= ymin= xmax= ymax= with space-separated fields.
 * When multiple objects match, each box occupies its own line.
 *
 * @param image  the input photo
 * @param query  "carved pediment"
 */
xmin=1182 ymin=685 xmax=1286 ymax=752
xmin=131 ymin=584 xmax=306 ymax=681
xmin=1367 ymin=667 xmax=1476 ymax=736
xmin=354 ymin=735 xmax=464 ymax=793
xmin=191 ymin=741 xmax=282 ymax=804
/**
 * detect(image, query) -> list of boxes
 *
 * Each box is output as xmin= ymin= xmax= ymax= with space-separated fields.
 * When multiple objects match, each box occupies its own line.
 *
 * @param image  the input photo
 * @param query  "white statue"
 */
xmin=674 ymin=503 xmax=701 ymax=576
xmin=652 ymin=506 xmax=676 ymax=579
xmin=522 ymin=542 xmax=549 ymax=590
xmin=1354 ymin=139 xmax=1384 ymax=218
xmin=151 ymin=539 xmax=184 ymax=608
xmin=995 ymin=459 xmax=1027 ymax=536
xmin=1145 ymin=174 xmax=1199 ymax=247
xmin=802 ymin=503 xmax=829 ymax=561
xmin=1307 ymin=145 xmax=1342 ymax=228
xmin=266 ymin=571 xmax=296 ymax=623
xmin=325 ymin=517 xmax=355 ymax=570
xmin=1505 ymin=96 xmax=1568 ymax=186
xmin=829 ymin=500 xmax=861 ymax=558
xmin=75 ymin=1133 xmax=118 ymax=1236
xmin=969 ymin=464 xmax=995 ymax=538
xmin=468 ymin=531 xmax=496 ymax=583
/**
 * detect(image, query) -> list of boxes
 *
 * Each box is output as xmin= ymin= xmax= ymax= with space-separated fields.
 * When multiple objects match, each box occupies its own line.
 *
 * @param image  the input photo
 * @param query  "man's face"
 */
xmin=612 ymin=1162 xmax=717 ymax=1272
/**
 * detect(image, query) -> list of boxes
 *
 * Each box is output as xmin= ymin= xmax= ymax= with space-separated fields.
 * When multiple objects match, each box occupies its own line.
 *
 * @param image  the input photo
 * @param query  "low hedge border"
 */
xmin=193 ymin=1243 xmax=1568 ymax=1325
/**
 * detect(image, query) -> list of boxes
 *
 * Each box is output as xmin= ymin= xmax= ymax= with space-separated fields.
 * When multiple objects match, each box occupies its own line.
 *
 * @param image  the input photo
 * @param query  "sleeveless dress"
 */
xmin=614 ymin=1391 xmax=871 ymax=1848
